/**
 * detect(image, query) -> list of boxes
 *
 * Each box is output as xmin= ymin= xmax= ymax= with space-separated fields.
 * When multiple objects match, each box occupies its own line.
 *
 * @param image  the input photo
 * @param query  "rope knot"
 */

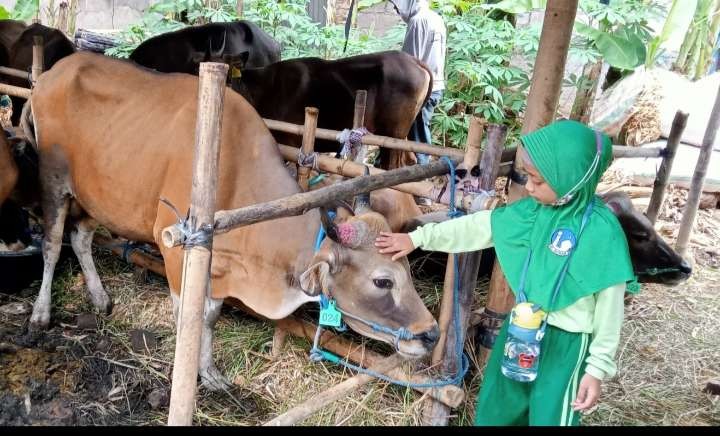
xmin=337 ymin=127 xmax=369 ymax=159
xmin=159 ymin=197 xmax=213 ymax=250
xmin=297 ymin=150 xmax=319 ymax=170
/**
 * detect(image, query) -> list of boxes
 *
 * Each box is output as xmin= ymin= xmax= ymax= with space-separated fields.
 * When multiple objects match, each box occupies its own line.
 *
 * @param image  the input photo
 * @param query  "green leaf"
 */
xmin=0 ymin=6 xmax=9 ymax=19
xmin=11 ymin=0 xmax=39 ymax=21
xmin=594 ymin=28 xmax=645 ymax=70
xmin=646 ymin=0 xmax=697 ymax=68
xmin=574 ymin=21 xmax=602 ymax=41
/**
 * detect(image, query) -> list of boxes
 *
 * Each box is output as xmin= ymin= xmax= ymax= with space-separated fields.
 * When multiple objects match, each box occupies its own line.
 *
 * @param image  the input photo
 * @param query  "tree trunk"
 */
xmin=569 ymin=59 xmax=604 ymax=123
xmin=478 ymin=0 xmax=579 ymax=367
xmin=236 ymin=0 xmax=243 ymax=18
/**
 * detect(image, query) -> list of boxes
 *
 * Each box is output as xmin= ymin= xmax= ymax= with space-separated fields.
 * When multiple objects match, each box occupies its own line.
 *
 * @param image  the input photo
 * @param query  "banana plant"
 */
xmin=0 ymin=0 xmax=40 ymax=21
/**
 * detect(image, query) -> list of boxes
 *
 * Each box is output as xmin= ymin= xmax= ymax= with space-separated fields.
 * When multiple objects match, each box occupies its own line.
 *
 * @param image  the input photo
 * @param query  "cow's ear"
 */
xmin=299 ymin=248 xmax=340 ymax=296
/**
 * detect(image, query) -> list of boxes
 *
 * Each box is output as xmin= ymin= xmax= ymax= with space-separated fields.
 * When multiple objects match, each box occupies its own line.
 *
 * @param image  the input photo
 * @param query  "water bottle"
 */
xmin=501 ymin=302 xmax=546 ymax=382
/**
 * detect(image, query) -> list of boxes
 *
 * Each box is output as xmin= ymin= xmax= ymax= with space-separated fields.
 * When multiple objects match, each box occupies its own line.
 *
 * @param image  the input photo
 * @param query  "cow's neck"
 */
xmin=231 ymin=71 xmax=260 ymax=108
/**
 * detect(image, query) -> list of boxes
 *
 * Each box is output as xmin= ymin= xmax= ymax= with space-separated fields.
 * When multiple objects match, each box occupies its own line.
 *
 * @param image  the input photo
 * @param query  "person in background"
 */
xmin=388 ymin=0 xmax=446 ymax=167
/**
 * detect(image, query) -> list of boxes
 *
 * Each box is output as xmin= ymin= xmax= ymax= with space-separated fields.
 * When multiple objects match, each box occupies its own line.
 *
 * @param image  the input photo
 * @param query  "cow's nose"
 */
xmin=679 ymin=259 xmax=692 ymax=275
xmin=418 ymin=325 xmax=440 ymax=349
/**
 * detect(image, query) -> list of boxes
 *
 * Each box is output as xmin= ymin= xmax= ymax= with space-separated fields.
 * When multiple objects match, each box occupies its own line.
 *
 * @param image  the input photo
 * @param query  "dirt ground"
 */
xmin=0 ymin=185 xmax=718 ymax=426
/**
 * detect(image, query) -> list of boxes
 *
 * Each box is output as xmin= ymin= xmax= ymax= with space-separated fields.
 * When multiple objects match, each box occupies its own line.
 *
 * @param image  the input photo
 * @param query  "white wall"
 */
xmin=1 ymin=0 xmax=156 ymax=30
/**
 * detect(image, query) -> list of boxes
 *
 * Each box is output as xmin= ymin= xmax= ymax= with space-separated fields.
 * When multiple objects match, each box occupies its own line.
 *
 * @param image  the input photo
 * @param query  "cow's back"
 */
xmin=31 ymin=52 xmax=300 ymax=243
xmin=238 ymin=51 xmax=430 ymax=168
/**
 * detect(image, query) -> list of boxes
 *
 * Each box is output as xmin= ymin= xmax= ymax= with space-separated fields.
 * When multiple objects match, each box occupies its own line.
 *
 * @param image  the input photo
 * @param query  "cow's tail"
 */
xmin=20 ymin=100 xmax=37 ymax=150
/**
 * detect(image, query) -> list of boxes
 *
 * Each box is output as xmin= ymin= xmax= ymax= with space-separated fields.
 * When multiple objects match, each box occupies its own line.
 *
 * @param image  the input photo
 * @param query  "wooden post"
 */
xmin=422 ymin=118 xmax=483 ymax=426
xmin=236 ymin=0 xmax=243 ymax=18
xmin=676 ymin=83 xmax=720 ymax=257
xmin=167 ymin=62 xmax=229 ymax=426
xmin=350 ymin=90 xmax=370 ymax=163
xmin=31 ymin=36 xmax=44 ymax=86
xmin=57 ymin=2 xmax=69 ymax=35
xmin=478 ymin=0 xmax=579 ymax=366
xmin=646 ymin=111 xmax=689 ymax=224
xmin=297 ymin=107 xmax=319 ymax=191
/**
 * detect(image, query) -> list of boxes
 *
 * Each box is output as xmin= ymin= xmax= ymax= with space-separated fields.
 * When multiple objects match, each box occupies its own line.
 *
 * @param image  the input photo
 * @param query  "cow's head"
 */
xmin=602 ymin=191 xmax=692 ymax=285
xmin=298 ymin=196 xmax=439 ymax=358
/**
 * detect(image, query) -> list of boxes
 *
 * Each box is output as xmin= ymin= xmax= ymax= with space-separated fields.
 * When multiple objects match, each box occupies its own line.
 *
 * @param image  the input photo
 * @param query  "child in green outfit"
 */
xmin=375 ymin=120 xmax=636 ymax=426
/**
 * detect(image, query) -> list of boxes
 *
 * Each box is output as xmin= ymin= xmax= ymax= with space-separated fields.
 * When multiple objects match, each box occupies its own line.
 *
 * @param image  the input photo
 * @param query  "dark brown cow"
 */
xmin=0 ymin=21 xmax=76 ymax=125
xmin=232 ymin=51 xmax=430 ymax=169
xmin=129 ymin=21 xmax=281 ymax=75
xmin=27 ymin=52 xmax=438 ymax=390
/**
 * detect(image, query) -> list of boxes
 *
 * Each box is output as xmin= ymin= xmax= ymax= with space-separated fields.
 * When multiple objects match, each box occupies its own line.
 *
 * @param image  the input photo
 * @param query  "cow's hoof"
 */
xmin=28 ymin=310 xmax=50 ymax=331
xmin=89 ymin=292 xmax=113 ymax=315
xmin=199 ymin=365 xmax=233 ymax=392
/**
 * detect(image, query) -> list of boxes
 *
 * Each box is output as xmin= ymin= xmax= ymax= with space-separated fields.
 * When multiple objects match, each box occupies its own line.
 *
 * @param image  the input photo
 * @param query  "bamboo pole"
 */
xmin=265 ymin=119 xmax=663 ymax=160
xmin=676 ymin=82 xmax=720 ymax=257
xmin=479 ymin=0 xmax=578 ymax=367
xmin=264 ymin=118 xmax=466 ymax=160
xmin=297 ymin=107 xmax=319 ymax=191
xmin=646 ymin=111 xmax=689 ymax=224
xmin=167 ymin=62 xmax=228 ymax=426
xmin=0 ymin=83 xmax=31 ymax=99
xmin=0 ymin=66 xmax=30 ymax=81
xmin=162 ymin=157 xmax=462 ymax=246
xmin=31 ymin=36 xmax=44 ymax=86
xmin=350 ymin=89 xmax=370 ymax=162
xmin=263 ymin=354 xmax=404 ymax=426
xmin=278 ymin=143 xmax=512 ymax=205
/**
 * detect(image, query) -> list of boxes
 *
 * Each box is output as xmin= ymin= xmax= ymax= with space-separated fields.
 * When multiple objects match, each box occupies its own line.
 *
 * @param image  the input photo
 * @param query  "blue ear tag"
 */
xmin=319 ymin=300 xmax=342 ymax=327
xmin=548 ymin=228 xmax=576 ymax=256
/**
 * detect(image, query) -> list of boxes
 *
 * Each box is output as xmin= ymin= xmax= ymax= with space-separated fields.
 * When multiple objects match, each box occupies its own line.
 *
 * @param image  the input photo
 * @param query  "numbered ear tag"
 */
xmin=231 ymin=66 xmax=242 ymax=79
xmin=319 ymin=300 xmax=342 ymax=327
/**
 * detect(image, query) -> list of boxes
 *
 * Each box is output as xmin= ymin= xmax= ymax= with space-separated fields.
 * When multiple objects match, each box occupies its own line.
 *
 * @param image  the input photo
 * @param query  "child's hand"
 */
xmin=375 ymin=232 xmax=415 ymax=261
xmin=572 ymin=373 xmax=601 ymax=412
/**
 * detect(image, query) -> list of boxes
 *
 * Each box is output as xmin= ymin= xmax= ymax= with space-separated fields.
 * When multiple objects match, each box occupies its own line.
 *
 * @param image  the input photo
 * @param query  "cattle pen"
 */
xmin=1 ymin=2 xmax=719 ymax=427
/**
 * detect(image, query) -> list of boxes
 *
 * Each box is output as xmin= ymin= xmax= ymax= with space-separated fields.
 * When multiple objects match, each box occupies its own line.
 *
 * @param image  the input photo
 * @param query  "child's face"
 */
xmin=521 ymin=149 xmax=559 ymax=205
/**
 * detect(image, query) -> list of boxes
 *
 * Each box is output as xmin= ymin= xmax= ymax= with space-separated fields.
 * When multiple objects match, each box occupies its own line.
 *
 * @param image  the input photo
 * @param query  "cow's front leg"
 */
xmin=70 ymin=218 xmax=112 ymax=314
xmin=170 ymin=292 xmax=232 ymax=391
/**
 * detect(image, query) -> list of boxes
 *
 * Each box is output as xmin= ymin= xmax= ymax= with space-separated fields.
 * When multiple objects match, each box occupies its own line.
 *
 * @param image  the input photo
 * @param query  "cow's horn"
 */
xmin=354 ymin=166 xmax=371 ymax=213
xmin=319 ymin=206 xmax=341 ymax=244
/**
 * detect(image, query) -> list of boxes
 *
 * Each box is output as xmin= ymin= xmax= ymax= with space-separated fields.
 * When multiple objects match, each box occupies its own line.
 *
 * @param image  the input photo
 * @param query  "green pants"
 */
xmin=474 ymin=320 xmax=591 ymax=426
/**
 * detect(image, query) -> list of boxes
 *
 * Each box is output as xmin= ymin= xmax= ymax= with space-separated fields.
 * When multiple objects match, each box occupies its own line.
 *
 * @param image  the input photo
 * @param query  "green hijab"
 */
xmin=490 ymin=120 xmax=635 ymax=312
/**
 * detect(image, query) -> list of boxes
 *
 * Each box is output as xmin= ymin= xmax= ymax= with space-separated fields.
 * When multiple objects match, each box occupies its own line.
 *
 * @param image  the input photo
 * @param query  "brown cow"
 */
xmin=0 ymin=133 xmax=18 ymax=205
xmin=27 ymin=52 xmax=439 ymax=390
xmin=230 ymin=50 xmax=431 ymax=170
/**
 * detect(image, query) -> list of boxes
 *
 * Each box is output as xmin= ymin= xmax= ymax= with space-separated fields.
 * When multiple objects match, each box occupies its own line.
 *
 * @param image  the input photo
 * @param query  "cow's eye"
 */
xmin=373 ymin=278 xmax=394 ymax=289
xmin=631 ymin=230 xmax=649 ymax=239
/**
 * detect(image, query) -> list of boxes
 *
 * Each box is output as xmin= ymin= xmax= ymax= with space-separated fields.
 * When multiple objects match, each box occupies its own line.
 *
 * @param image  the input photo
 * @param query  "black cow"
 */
xmin=0 ymin=21 xmax=76 ymax=125
xmin=129 ymin=21 xmax=281 ymax=76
